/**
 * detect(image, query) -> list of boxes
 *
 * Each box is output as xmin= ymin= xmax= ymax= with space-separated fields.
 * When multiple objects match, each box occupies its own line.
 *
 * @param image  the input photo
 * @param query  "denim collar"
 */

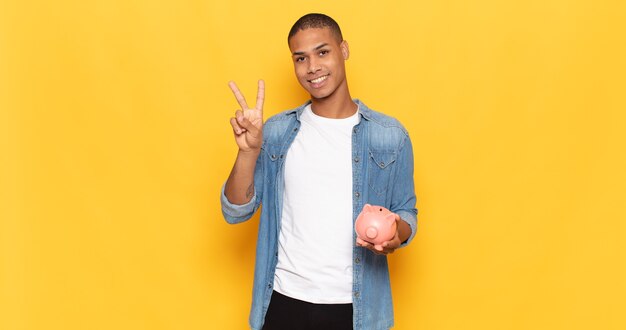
xmin=285 ymin=99 xmax=372 ymax=122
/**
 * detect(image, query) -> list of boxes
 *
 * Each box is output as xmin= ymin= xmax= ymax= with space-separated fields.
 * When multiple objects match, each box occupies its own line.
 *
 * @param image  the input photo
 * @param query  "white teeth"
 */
xmin=311 ymin=75 xmax=328 ymax=84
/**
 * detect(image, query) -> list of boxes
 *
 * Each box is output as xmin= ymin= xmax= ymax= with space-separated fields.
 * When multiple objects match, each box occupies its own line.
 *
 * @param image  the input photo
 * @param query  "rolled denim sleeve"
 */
xmin=391 ymin=134 xmax=418 ymax=247
xmin=220 ymin=183 xmax=258 ymax=224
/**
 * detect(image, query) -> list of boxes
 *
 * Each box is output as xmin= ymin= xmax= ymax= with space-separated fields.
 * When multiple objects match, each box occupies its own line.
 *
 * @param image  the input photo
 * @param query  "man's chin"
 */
xmin=300 ymin=83 xmax=336 ymax=101
xmin=308 ymin=90 xmax=331 ymax=100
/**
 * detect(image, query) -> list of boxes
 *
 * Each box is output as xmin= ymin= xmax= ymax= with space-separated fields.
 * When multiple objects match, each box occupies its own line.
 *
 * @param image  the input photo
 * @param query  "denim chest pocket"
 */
xmin=262 ymin=143 xmax=282 ymax=187
xmin=368 ymin=149 xmax=397 ymax=195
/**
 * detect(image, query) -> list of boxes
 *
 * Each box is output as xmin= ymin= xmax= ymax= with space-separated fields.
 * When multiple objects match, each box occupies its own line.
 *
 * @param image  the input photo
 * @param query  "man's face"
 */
xmin=288 ymin=28 xmax=349 ymax=100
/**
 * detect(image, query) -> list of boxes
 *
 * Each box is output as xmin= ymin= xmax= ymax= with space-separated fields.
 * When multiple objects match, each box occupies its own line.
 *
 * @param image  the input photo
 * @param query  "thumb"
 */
xmin=237 ymin=116 xmax=261 ymax=136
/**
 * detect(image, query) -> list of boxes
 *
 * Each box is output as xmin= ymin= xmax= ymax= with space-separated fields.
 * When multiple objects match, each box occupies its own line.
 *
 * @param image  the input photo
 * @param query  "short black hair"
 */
xmin=288 ymin=13 xmax=343 ymax=44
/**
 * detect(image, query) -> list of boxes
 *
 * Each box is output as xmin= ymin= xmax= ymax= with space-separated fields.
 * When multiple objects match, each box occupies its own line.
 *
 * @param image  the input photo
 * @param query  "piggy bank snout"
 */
xmin=366 ymin=227 xmax=378 ymax=239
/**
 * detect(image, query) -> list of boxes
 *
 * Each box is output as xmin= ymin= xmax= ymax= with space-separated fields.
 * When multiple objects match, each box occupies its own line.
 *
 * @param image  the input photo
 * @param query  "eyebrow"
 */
xmin=292 ymin=43 xmax=329 ymax=56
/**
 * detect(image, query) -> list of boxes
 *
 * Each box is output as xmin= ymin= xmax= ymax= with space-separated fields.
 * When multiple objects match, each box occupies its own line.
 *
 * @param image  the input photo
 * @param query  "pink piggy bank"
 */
xmin=355 ymin=204 xmax=398 ymax=250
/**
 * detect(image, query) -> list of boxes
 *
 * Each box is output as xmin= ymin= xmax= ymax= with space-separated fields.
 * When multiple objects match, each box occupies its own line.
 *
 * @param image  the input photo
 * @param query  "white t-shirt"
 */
xmin=273 ymin=104 xmax=360 ymax=304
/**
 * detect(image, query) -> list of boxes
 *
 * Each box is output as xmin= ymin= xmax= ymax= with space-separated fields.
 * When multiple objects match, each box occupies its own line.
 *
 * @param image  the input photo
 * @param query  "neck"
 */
xmin=310 ymin=84 xmax=357 ymax=119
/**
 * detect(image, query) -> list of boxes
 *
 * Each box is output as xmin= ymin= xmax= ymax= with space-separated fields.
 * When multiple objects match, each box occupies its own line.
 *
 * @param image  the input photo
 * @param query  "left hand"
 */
xmin=356 ymin=213 xmax=402 ymax=255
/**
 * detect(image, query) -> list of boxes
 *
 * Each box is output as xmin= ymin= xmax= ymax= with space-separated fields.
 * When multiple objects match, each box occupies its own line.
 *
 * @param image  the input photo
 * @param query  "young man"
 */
xmin=221 ymin=13 xmax=417 ymax=330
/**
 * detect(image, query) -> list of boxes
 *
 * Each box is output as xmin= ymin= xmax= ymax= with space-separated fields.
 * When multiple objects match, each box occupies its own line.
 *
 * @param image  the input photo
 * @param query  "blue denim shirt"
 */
xmin=221 ymin=99 xmax=417 ymax=330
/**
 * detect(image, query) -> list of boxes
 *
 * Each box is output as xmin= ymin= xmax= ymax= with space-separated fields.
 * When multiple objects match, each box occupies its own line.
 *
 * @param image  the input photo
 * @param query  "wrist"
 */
xmin=238 ymin=148 xmax=261 ymax=159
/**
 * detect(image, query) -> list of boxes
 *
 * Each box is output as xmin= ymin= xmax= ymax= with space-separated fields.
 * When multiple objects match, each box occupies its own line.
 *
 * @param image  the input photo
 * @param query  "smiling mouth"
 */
xmin=308 ymin=75 xmax=329 ymax=84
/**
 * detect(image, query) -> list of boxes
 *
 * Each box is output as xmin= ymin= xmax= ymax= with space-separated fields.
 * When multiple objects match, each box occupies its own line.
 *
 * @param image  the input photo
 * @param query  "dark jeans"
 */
xmin=262 ymin=290 xmax=353 ymax=330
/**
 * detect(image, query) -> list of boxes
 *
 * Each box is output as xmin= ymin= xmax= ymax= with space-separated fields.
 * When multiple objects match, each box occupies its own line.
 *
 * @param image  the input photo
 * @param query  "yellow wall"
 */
xmin=1 ymin=1 xmax=624 ymax=329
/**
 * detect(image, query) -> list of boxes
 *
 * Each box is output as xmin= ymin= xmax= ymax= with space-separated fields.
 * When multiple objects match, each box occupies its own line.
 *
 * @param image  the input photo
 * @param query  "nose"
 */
xmin=307 ymin=57 xmax=321 ymax=74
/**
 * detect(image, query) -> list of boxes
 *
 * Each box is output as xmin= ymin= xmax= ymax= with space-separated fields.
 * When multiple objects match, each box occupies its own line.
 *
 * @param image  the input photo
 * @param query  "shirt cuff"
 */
xmin=220 ymin=183 xmax=257 ymax=224
xmin=395 ymin=209 xmax=417 ymax=247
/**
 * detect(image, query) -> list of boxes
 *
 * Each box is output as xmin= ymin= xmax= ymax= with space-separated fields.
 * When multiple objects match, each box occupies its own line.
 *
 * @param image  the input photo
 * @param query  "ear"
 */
xmin=363 ymin=204 xmax=373 ymax=212
xmin=340 ymin=40 xmax=349 ymax=60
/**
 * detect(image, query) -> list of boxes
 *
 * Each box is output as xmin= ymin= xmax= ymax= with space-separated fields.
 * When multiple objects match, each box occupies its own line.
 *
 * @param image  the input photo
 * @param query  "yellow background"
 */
xmin=1 ymin=0 xmax=625 ymax=329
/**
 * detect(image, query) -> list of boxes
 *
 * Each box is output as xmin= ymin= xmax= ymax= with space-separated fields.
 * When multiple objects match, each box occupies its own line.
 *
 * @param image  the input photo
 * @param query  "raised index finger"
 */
xmin=228 ymin=81 xmax=249 ymax=110
xmin=255 ymin=79 xmax=265 ymax=111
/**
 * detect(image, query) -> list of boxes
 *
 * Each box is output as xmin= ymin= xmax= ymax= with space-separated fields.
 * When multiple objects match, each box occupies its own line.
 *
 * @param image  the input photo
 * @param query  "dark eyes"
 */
xmin=294 ymin=50 xmax=329 ymax=63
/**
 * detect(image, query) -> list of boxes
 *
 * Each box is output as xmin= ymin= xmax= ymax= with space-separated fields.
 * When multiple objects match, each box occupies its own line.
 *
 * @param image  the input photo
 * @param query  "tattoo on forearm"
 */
xmin=246 ymin=184 xmax=254 ymax=199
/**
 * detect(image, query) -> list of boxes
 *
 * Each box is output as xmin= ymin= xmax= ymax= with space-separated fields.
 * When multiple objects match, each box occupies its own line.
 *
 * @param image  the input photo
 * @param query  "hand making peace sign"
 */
xmin=228 ymin=80 xmax=265 ymax=153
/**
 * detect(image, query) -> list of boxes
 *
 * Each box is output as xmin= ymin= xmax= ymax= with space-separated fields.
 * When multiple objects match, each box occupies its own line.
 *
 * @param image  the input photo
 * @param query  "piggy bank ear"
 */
xmin=362 ymin=204 xmax=374 ymax=212
xmin=385 ymin=213 xmax=397 ymax=223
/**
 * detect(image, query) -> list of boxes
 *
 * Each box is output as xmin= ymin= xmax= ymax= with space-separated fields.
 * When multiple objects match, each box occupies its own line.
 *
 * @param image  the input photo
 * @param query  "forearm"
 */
xmin=224 ymin=150 xmax=260 ymax=205
xmin=397 ymin=217 xmax=412 ymax=244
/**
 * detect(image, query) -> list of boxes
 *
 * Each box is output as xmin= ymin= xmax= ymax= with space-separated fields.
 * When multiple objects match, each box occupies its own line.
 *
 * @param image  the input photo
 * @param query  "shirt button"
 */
xmin=354 ymin=157 xmax=359 ymax=163
xmin=355 ymin=192 xmax=360 ymax=198
xmin=268 ymin=283 xmax=272 ymax=289
xmin=353 ymin=127 xmax=358 ymax=133
xmin=355 ymin=258 xmax=360 ymax=264
xmin=354 ymin=291 xmax=360 ymax=298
